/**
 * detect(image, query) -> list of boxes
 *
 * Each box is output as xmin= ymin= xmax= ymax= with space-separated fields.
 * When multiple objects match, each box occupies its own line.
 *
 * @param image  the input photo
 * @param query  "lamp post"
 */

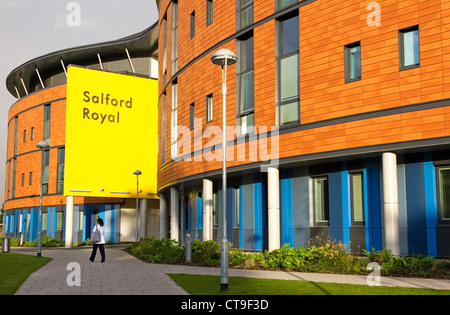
xmin=36 ymin=140 xmax=50 ymax=257
xmin=133 ymin=170 xmax=142 ymax=242
xmin=211 ymin=48 xmax=237 ymax=291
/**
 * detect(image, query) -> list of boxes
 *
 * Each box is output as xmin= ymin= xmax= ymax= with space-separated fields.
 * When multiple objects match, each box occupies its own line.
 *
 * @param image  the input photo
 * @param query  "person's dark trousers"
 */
xmin=90 ymin=244 xmax=105 ymax=262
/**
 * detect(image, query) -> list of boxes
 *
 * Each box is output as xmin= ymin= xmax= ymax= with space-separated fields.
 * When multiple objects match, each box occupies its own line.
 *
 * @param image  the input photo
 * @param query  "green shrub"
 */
xmin=124 ymin=237 xmax=185 ymax=264
xmin=191 ymin=239 xmax=220 ymax=266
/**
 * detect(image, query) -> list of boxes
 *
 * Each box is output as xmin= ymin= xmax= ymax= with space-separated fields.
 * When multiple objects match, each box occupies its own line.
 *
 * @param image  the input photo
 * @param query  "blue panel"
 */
xmin=254 ymin=173 xmax=263 ymax=251
xmin=364 ymin=158 xmax=382 ymax=251
xmin=329 ymin=164 xmax=343 ymax=243
xmin=423 ymin=153 xmax=438 ymax=257
xmin=239 ymin=177 xmax=244 ymax=249
xmin=280 ymin=169 xmax=293 ymax=246
xmin=341 ymin=163 xmax=350 ymax=246
xmin=405 ymin=157 xmax=427 ymax=255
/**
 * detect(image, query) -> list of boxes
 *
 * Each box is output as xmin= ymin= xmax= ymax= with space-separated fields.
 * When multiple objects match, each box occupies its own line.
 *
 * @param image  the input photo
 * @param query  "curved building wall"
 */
xmin=3 ymin=25 xmax=160 ymax=244
xmin=157 ymin=0 xmax=450 ymax=257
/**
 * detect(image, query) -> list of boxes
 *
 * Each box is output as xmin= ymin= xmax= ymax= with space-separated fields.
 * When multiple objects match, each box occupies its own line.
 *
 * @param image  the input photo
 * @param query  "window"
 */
xmin=23 ymin=130 xmax=26 ymax=143
xmin=29 ymin=172 xmax=32 ymax=185
xmin=42 ymin=212 xmax=48 ymax=232
xmin=190 ymin=11 xmax=195 ymax=39
xmin=237 ymin=33 xmax=254 ymax=135
xmin=43 ymin=149 xmax=49 ymax=194
xmin=56 ymin=211 xmax=64 ymax=231
xmin=277 ymin=0 xmax=297 ymax=9
xmin=171 ymin=83 xmax=178 ymax=160
xmin=206 ymin=0 xmax=213 ymax=26
xmin=206 ymin=94 xmax=213 ymax=123
xmin=239 ymin=0 xmax=253 ymax=29
xmin=399 ymin=26 xmax=420 ymax=70
xmin=12 ymin=159 xmax=16 ymax=198
xmin=313 ymin=176 xmax=329 ymax=226
xmin=30 ymin=127 xmax=34 ymax=140
xmin=277 ymin=13 xmax=299 ymax=125
xmin=438 ymin=167 xmax=450 ymax=224
xmin=57 ymin=148 xmax=65 ymax=193
xmin=162 ymin=14 xmax=168 ymax=84
xmin=172 ymin=1 xmax=178 ymax=74
xmin=345 ymin=42 xmax=361 ymax=83
xmin=350 ymin=172 xmax=364 ymax=225
xmin=44 ymin=104 xmax=51 ymax=144
xmin=14 ymin=117 xmax=18 ymax=155
xmin=190 ymin=103 xmax=195 ymax=130
xmin=162 ymin=93 xmax=167 ymax=165
xmin=21 ymin=173 xmax=24 ymax=186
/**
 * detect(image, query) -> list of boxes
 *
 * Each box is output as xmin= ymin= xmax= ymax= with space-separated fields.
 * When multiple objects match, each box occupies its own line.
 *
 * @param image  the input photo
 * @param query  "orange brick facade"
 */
xmin=157 ymin=0 xmax=450 ymax=190
xmin=157 ymin=0 xmax=450 ymax=256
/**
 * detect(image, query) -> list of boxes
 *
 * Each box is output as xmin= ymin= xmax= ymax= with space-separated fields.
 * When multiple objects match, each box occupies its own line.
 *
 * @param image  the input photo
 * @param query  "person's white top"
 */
xmin=92 ymin=224 xmax=105 ymax=244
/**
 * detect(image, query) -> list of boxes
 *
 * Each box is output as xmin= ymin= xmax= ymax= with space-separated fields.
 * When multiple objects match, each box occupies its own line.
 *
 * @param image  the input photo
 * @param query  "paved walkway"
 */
xmin=10 ymin=246 xmax=450 ymax=295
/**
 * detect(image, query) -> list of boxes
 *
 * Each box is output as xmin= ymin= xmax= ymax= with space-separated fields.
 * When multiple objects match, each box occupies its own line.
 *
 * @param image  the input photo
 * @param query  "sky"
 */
xmin=0 ymin=0 xmax=160 ymax=206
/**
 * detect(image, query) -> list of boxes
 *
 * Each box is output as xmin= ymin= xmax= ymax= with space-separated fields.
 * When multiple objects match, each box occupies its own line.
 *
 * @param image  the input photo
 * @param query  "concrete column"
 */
xmin=65 ymin=196 xmax=74 ymax=249
xmin=170 ymin=187 xmax=179 ymax=241
xmin=159 ymin=193 xmax=168 ymax=239
xmin=139 ymin=198 xmax=147 ymax=239
xmin=267 ymin=167 xmax=280 ymax=251
xmin=202 ymin=179 xmax=213 ymax=241
xmin=382 ymin=152 xmax=400 ymax=256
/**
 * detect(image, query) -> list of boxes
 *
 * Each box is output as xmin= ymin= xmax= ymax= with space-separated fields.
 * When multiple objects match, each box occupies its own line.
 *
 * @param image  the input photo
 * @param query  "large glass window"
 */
xmin=237 ymin=34 xmax=254 ymax=135
xmin=313 ymin=176 xmax=329 ymax=226
xmin=171 ymin=83 xmax=178 ymax=160
xmin=438 ymin=167 xmax=450 ymax=223
xmin=345 ymin=42 xmax=361 ymax=83
xmin=350 ymin=172 xmax=364 ymax=225
xmin=239 ymin=0 xmax=253 ymax=29
xmin=399 ymin=26 xmax=420 ymax=70
xmin=43 ymin=150 xmax=49 ymax=194
xmin=277 ymin=13 xmax=299 ymax=125
xmin=277 ymin=0 xmax=297 ymax=9
xmin=172 ymin=1 xmax=178 ymax=74
xmin=57 ymin=148 xmax=65 ymax=193
xmin=44 ymin=104 xmax=51 ymax=144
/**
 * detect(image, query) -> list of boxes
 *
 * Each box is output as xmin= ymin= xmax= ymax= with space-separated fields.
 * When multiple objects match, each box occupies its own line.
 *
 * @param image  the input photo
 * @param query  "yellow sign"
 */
xmin=65 ymin=66 xmax=158 ymax=199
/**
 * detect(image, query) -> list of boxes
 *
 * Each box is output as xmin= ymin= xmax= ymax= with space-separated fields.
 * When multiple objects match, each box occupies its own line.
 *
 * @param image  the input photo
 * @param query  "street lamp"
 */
xmin=36 ymin=140 xmax=50 ymax=257
xmin=133 ymin=170 xmax=142 ymax=242
xmin=211 ymin=48 xmax=237 ymax=291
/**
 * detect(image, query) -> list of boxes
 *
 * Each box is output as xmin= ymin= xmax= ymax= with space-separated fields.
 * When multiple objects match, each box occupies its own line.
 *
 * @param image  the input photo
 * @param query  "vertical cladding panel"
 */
xmin=280 ymin=169 xmax=293 ymax=246
xmin=104 ymin=205 xmax=111 ymax=243
xmin=254 ymin=173 xmax=263 ymax=251
xmin=423 ymin=153 xmax=438 ymax=257
xmin=242 ymin=175 xmax=254 ymax=250
xmin=328 ymin=163 xmax=344 ymax=244
xmin=292 ymin=167 xmax=310 ymax=248
xmin=404 ymin=154 xmax=428 ymax=255
xmin=364 ymin=158 xmax=382 ymax=251
xmin=397 ymin=160 xmax=409 ymax=256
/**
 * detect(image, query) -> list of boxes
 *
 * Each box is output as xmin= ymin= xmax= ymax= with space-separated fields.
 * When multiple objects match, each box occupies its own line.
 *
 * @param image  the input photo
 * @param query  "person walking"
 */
xmin=89 ymin=218 xmax=105 ymax=262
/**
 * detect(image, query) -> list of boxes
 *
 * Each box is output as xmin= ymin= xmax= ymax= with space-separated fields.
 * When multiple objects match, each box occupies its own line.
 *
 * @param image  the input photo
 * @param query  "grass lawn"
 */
xmin=0 ymin=253 xmax=52 ymax=295
xmin=169 ymin=274 xmax=450 ymax=295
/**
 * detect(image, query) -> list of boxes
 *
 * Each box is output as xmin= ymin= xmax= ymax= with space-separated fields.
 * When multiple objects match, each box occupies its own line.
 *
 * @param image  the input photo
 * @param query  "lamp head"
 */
xmin=36 ymin=141 xmax=50 ymax=149
xmin=211 ymin=49 xmax=237 ymax=66
xmin=133 ymin=170 xmax=142 ymax=176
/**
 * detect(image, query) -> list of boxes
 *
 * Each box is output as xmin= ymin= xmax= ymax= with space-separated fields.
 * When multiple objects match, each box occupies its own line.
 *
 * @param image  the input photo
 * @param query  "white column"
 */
xmin=267 ymin=167 xmax=280 ymax=251
xmin=139 ymin=198 xmax=147 ymax=239
xmin=170 ymin=187 xmax=179 ymax=241
xmin=203 ymin=179 xmax=213 ymax=241
xmin=65 ymin=196 xmax=74 ymax=249
xmin=382 ymin=152 xmax=400 ymax=256
xmin=159 ymin=193 xmax=168 ymax=239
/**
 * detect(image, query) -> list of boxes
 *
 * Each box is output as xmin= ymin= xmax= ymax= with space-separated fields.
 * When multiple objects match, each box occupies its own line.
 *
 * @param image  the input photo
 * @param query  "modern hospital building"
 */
xmin=4 ymin=0 xmax=450 ymax=257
